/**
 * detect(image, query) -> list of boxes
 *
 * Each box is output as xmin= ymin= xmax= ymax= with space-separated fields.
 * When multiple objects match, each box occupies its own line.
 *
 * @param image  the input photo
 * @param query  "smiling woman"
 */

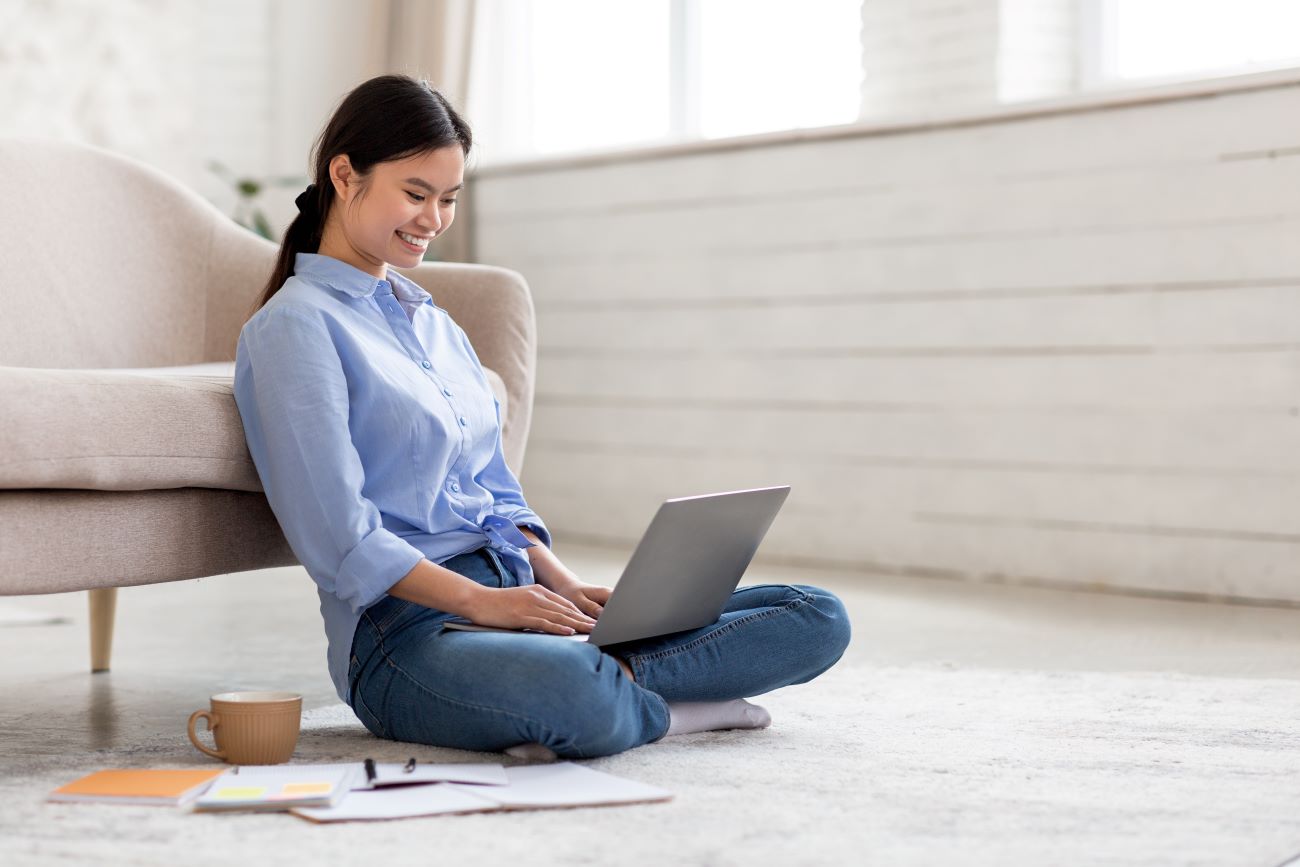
xmin=232 ymin=73 xmax=851 ymax=762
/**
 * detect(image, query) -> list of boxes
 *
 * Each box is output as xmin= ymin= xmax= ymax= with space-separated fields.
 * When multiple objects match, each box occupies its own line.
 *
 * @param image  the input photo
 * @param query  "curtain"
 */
xmin=366 ymin=0 xmax=478 ymax=263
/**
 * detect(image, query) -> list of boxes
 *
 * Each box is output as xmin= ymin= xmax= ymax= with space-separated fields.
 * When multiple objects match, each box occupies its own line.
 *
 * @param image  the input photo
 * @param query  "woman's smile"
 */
xmin=396 ymin=229 xmax=431 ymax=252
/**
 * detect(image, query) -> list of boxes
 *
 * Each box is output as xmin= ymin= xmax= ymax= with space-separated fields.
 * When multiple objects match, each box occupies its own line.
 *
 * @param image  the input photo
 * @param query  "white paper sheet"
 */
xmin=291 ymin=762 xmax=671 ymax=822
xmin=446 ymin=762 xmax=672 ymax=809
xmin=292 ymin=783 xmax=497 ymax=823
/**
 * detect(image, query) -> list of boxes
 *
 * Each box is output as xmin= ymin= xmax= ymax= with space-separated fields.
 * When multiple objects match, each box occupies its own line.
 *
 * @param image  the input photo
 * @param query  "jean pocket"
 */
xmin=370 ymin=595 xmax=414 ymax=633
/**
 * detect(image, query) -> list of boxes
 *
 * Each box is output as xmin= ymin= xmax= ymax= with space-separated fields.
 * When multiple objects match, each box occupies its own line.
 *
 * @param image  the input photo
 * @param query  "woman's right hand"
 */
xmin=464 ymin=584 xmax=597 ymax=635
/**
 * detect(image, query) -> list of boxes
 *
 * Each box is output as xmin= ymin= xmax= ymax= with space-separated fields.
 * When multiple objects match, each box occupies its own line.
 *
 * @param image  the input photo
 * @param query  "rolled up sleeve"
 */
xmin=234 ymin=308 xmax=425 ymax=613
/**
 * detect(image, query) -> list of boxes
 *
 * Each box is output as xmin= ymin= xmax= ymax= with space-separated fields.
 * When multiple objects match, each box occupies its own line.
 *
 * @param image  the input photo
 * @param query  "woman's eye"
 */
xmin=442 ymin=199 xmax=458 ymax=206
xmin=407 ymin=192 xmax=425 ymax=202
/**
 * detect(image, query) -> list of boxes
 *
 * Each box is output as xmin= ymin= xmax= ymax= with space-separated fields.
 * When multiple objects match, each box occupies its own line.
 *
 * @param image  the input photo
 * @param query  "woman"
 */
xmin=233 ymin=74 xmax=851 ymax=759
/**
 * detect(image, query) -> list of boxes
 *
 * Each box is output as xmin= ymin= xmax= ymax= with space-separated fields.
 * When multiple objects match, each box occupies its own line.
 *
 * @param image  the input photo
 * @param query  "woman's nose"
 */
xmin=421 ymin=203 xmax=443 ymax=234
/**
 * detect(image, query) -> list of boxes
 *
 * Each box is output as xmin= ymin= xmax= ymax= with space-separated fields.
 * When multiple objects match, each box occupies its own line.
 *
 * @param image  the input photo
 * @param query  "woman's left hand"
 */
xmin=550 ymin=580 xmax=611 ymax=620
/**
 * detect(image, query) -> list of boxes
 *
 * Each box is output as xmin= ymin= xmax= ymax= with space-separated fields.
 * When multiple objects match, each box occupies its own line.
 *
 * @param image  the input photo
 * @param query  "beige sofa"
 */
xmin=0 ymin=138 xmax=540 ymax=672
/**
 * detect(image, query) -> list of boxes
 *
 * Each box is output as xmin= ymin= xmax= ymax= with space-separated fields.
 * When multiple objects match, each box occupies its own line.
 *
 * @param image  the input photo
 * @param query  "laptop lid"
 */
xmin=588 ymin=485 xmax=791 ymax=647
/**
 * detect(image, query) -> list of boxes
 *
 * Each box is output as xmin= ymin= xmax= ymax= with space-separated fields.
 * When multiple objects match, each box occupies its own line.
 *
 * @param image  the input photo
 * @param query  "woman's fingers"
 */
xmin=536 ymin=588 xmax=596 ymax=622
xmin=502 ymin=587 xmax=592 ymax=632
xmin=538 ymin=601 xmax=596 ymax=631
xmin=524 ymin=617 xmax=579 ymax=635
xmin=574 ymin=597 xmax=603 ymax=619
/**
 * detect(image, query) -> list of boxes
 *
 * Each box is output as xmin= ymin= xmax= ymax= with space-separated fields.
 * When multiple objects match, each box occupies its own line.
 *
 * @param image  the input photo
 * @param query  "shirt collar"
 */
xmin=293 ymin=252 xmax=433 ymax=307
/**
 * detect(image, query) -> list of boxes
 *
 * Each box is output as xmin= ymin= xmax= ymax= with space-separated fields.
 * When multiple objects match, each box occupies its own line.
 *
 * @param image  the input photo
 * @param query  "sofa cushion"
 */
xmin=0 ymin=363 xmax=508 ymax=492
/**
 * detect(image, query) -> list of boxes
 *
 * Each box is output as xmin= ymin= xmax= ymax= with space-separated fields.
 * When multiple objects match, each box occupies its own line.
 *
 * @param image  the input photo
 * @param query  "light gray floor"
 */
xmin=3 ymin=544 xmax=1300 ymax=865
xmin=6 ymin=544 xmax=1300 ymax=734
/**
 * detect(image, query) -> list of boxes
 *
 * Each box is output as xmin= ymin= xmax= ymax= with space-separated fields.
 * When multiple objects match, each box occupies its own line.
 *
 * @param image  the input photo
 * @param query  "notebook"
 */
xmin=48 ymin=768 xmax=226 ymax=806
xmin=192 ymin=763 xmax=359 ymax=812
xmin=292 ymin=762 xmax=672 ymax=822
xmin=359 ymin=761 xmax=508 ymax=788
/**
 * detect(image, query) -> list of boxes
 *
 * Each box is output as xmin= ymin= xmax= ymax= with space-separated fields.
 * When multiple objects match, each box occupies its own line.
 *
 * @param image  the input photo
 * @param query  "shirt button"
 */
xmin=459 ymin=416 xmax=468 ymax=426
xmin=450 ymin=482 xmax=460 ymax=492
xmin=442 ymin=387 xmax=453 ymax=397
xmin=421 ymin=361 xmax=431 ymax=369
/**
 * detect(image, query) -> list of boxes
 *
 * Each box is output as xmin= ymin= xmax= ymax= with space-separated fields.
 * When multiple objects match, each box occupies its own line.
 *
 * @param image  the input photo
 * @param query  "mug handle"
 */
xmin=187 ymin=710 xmax=226 ymax=760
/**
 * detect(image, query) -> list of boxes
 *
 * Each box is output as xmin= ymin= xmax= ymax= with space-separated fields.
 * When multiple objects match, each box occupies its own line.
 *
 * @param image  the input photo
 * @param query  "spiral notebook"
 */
xmin=191 ymin=764 xmax=359 ymax=812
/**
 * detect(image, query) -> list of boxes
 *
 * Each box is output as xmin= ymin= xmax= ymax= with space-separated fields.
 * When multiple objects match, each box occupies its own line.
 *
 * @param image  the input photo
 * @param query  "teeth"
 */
xmin=397 ymin=231 xmax=430 ymax=248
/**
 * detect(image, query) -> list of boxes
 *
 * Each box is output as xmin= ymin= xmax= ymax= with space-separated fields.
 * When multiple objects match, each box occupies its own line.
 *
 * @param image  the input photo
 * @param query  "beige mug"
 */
xmin=187 ymin=691 xmax=302 ymax=764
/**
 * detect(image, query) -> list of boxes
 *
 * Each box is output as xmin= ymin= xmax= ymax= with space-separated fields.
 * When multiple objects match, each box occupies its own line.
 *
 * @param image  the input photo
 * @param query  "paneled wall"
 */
xmin=473 ymin=73 xmax=1300 ymax=605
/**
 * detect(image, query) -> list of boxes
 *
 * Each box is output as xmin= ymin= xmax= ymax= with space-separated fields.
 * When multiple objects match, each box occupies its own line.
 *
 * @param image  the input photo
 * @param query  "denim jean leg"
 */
xmin=354 ymin=626 xmax=669 ymax=757
xmin=347 ymin=544 xmax=671 ymax=757
xmin=613 ymin=583 xmax=853 ymax=702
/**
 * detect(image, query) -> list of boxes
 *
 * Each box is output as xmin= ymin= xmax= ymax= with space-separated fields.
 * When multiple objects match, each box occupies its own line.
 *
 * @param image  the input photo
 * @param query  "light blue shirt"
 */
xmin=233 ymin=252 xmax=551 ymax=703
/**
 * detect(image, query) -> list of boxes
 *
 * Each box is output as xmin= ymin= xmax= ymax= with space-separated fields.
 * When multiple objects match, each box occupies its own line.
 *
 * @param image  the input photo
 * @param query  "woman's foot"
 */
xmin=664 ymin=699 xmax=772 ymax=736
xmin=504 ymin=742 xmax=558 ymax=761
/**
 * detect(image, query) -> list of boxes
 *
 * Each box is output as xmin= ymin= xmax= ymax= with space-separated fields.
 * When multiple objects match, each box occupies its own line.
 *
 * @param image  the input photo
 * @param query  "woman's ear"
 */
xmin=328 ymin=154 xmax=354 ymax=202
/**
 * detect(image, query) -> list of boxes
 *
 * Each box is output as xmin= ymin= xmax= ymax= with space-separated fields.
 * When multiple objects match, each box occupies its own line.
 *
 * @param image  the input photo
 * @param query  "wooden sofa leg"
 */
xmin=88 ymin=588 xmax=117 ymax=673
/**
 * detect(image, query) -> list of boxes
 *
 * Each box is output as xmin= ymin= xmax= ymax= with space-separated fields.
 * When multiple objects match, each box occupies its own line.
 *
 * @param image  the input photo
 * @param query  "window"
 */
xmin=1083 ymin=0 xmax=1300 ymax=87
xmin=694 ymin=0 xmax=863 ymax=140
xmin=471 ymin=0 xmax=864 ymax=163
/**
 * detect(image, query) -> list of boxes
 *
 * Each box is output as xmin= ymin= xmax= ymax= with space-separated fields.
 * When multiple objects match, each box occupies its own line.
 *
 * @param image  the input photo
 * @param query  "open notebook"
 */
xmin=292 ymin=762 xmax=671 ymax=822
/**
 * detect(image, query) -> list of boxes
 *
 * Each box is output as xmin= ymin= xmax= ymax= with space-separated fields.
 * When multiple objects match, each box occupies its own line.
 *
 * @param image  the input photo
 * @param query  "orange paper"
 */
xmin=50 ymin=769 xmax=226 ymax=805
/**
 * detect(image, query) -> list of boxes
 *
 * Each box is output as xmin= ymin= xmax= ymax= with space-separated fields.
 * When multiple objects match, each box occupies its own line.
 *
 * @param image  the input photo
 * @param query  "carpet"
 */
xmin=3 ymin=663 xmax=1300 ymax=866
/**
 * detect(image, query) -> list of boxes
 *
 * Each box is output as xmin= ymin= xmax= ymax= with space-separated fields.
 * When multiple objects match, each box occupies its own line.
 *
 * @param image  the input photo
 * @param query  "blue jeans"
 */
xmin=347 ymin=545 xmax=852 ymax=759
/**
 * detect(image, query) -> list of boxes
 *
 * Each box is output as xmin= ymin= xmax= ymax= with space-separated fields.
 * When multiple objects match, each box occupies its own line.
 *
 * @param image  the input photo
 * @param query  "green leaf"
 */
xmin=251 ymin=210 xmax=274 ymax=240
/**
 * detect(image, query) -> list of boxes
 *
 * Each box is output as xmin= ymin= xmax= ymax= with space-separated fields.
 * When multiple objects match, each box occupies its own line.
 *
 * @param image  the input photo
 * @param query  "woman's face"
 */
xmin=321 ymin=145 xmax=465 ymax=278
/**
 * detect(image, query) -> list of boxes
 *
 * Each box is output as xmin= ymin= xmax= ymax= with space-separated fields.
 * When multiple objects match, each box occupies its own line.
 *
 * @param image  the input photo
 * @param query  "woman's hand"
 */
xmin=463 ymin=584 xmax=597 ymax=635
xmin=550 ymin=582 xmax=611 ymax=620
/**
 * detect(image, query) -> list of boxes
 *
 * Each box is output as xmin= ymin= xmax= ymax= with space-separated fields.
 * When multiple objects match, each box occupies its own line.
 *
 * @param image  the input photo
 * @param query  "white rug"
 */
xmin=4 ymin=663 xmax=1300 ymax=867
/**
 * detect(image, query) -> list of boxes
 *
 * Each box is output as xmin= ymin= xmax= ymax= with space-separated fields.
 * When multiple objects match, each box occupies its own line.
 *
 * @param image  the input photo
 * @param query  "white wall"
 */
xmin=0 ymin=0 xmax=199 ymax=182
xmin=0 ymin=0 xmax=374 ymax=237
xmin=474 ymin=73 xmax=1300 ymax=606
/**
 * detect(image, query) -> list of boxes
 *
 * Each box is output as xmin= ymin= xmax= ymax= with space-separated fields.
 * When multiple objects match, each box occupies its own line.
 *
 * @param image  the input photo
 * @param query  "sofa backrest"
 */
xmin=0 ymin=137 xmax=277 ymax=368
xmin=0 ymin=137 xmax=539 ymax=472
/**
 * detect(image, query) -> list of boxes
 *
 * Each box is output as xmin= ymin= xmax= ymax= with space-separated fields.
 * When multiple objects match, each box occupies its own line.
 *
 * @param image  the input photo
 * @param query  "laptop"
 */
xmin=442 ymin=485 xmax=791 ymax=646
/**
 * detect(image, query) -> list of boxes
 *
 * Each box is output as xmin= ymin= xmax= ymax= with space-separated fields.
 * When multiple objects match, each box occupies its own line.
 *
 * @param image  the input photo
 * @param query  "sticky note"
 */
xmin=214 ymin=786 xmax=267 ymax=799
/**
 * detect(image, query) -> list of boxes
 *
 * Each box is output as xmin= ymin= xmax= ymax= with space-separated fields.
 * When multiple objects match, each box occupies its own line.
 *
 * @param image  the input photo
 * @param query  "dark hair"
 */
xmin=246 ymin=74 xmax=472 ymax=319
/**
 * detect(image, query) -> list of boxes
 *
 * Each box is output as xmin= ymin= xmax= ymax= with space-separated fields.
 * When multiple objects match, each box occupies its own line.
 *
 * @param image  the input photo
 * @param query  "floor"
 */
xmin=3 ymin=544 xmax=1300 ymax=865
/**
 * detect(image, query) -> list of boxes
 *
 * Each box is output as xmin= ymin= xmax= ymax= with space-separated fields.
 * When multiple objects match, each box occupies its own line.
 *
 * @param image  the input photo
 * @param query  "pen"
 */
xmin=364 ymin=758 xmax=376 ymax=785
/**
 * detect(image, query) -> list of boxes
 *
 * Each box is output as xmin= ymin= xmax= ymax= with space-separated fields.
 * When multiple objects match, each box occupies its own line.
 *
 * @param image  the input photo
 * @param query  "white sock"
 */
xmin=664 ymin=699 xmax=772 ymax=737
xmin=504 ymin=742 xmax=559 ymax=761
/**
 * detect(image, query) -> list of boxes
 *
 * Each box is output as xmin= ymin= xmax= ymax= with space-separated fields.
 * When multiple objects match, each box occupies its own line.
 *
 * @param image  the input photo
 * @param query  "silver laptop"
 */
xmin=442 ymin=485 xmax=791 ymax=646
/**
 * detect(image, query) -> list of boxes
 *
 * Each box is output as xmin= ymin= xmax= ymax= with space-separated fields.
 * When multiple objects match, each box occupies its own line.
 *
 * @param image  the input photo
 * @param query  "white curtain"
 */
xmin=365 ymin=0 xmax=478 ymax=263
